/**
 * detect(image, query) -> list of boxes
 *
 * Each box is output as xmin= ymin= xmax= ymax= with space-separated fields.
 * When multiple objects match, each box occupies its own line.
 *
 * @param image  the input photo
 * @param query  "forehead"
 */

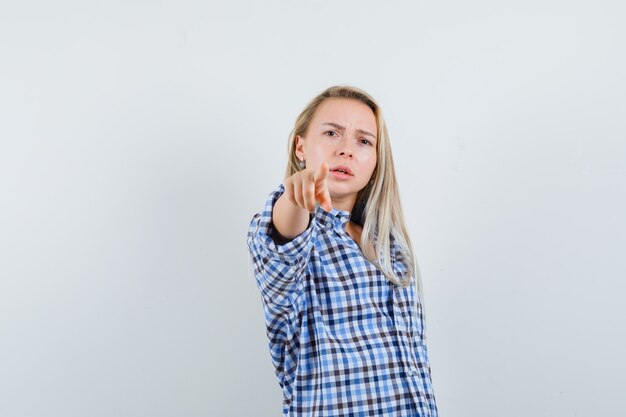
xmin=312 ymin=98 xmax=377 ymax=131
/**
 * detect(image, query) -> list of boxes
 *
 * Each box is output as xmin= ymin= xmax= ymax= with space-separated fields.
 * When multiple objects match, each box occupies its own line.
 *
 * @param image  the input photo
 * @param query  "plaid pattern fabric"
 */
xmin=246 ymin=183 xmax=438 ymax=416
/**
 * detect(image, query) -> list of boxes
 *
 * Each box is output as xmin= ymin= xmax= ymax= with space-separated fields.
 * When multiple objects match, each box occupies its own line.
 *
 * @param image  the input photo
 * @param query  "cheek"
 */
xmin=311 ymin=140 xmax=331 ymax=153
xmin=305 ymin=145 xmax=324 ymax=160
xmin=354 ymin=151 xmax=376 ymax=182
xmin=360 ymin=149 xmax=377 ymax=168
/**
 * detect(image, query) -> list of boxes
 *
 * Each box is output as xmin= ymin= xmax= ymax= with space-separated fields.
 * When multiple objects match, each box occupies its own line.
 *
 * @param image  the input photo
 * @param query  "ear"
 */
xmin=295 ymin=135 xmax=305 ymax=159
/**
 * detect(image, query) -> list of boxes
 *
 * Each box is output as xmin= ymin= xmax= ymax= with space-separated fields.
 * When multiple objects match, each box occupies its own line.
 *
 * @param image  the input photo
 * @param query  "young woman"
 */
xmin=246 ymin=85 xmax=438 ymax=416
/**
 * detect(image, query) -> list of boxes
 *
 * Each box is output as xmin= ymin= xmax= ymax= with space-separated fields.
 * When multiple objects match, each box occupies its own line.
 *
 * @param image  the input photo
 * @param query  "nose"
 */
xmin=337 ymin=140 xmax=354 ymax=158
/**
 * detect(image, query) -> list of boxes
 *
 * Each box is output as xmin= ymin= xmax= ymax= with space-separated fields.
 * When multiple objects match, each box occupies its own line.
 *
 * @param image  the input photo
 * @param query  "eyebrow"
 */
xmin=321 ymin=122 xmax=377 ymax=141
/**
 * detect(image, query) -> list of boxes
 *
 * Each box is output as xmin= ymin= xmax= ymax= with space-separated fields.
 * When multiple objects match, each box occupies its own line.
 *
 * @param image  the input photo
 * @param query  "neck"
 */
xmin=331 ymin=193 xmax=357 ymax=213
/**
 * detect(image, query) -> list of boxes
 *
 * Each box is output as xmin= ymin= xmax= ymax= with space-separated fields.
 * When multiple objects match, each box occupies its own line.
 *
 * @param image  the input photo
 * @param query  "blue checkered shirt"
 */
xmin=247 ymin=183 xmax=438 ymax=416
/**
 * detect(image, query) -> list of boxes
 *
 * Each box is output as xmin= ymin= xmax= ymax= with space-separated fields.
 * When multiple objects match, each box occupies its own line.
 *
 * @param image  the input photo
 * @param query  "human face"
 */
xmin=295 ymin=97 xmax=378 ymax=212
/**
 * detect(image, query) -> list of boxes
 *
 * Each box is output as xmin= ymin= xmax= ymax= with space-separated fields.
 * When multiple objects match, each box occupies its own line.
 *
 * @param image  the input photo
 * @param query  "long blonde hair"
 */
xmin=283 ymin=85 xmax=424 ymax=298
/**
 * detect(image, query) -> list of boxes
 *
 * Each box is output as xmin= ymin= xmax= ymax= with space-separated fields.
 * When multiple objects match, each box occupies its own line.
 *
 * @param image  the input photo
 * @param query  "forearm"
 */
xmin=272 ymin=192 xmax=311 ymax=241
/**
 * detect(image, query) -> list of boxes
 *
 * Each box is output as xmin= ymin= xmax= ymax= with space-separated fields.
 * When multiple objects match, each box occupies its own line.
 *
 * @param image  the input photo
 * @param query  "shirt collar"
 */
xmin=314 ymin=203 xmax=351 ymax=232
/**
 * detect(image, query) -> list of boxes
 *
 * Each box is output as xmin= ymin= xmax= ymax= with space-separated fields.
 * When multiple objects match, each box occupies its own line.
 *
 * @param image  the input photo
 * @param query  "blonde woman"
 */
xmin=246 ymin=85 xmax=438 ymax=416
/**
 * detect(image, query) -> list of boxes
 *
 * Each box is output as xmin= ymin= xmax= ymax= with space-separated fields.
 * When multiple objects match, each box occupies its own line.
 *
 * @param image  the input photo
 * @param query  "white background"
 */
xmin=1 ymin=1 xmax=624 ymax=416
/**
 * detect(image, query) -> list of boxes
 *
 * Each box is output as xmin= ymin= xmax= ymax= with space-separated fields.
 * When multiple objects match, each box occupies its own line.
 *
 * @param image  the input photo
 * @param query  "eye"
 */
xmin=324 ymin=130 xmax=338 ymax=137
xmin=360 ymin=139 xmax=372 ymax=145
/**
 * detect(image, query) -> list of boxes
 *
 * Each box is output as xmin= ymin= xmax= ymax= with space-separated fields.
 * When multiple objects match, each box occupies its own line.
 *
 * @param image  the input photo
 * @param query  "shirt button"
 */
xmin=407 ymin=368 xmax=414 ymax=376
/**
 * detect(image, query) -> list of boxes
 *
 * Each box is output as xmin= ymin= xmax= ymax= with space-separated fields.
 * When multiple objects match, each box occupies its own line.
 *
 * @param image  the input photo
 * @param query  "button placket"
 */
xmin=389 ymin=241 xmax=422 ymax=381
xmin=392 ymin=284 xmax=418 ymax=379
xmin=392 ymin=285 xmax=427 ymax=413
xmin=405 ymin=286 xmax=423 ymax=367
xmin=407 ymin=280 xmax=428 ymax=372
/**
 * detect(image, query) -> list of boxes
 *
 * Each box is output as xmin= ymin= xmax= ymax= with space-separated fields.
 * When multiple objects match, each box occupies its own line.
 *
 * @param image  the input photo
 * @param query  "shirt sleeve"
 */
xmin=246 ymin=183 xmax=317 ymax=392
xmin=246 ymin=183 xmax=317 ymax=310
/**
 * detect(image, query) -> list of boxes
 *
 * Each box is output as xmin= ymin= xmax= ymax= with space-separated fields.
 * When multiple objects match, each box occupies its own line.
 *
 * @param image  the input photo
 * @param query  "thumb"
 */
xmin=314 ymin=161 xmax=332 ymax=212
xmin=314 ymin=161 xmax=330 ymax=184
xmin=320 ymin=188 xmax=332 ymax=212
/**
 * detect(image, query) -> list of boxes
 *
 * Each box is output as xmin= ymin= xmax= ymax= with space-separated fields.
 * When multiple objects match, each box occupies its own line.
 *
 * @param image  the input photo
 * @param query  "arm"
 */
xmin=246 ymin=184 xmax=318 ymax=389
xmin=272 ymin=185 xmax=311 ymax=242
xmin=246 ymin=183 xmax=317 ymax=309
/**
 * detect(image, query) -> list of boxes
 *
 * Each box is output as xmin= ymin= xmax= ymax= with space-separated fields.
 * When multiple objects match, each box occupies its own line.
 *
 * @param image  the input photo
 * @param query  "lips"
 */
xmin=330 ymin=165 xmax=354 ymax=176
